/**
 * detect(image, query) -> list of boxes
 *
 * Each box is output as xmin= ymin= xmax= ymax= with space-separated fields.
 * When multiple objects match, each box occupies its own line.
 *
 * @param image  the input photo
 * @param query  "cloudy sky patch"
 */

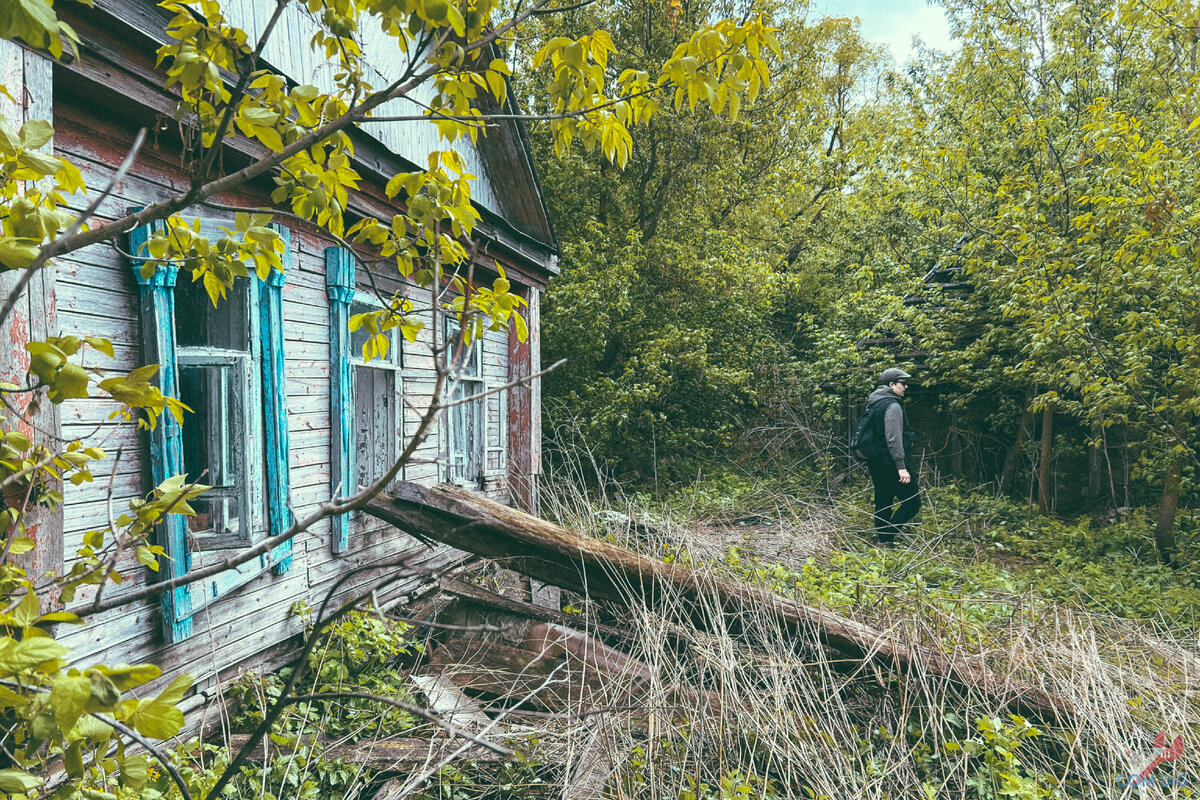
xmin=810 ymin=0 xmax=956 ymax=63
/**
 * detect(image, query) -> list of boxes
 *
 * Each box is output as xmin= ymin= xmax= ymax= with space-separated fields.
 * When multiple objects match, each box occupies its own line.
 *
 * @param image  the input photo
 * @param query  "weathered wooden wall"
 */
xmin=47 ymin=94 xmax=537 ymax=711
xmin=0 ymin=41 xmax=62 ymax=595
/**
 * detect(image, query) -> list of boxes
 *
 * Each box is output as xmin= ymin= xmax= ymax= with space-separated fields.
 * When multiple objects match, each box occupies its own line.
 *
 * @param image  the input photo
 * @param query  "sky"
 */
xmin=809 ymin=0 xmax=956 ymax=64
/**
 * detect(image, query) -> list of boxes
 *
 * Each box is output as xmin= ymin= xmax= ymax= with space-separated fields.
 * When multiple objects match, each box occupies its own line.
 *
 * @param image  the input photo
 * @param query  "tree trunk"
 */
xmin=1155 ymin=457 xmax=1181 ymax=566
xmin=949 ymin=409 xmax=964 ymax=477
xmin=366 ymin=482 xmax=1075 ymax=725
xmin=999 ymin=393 xmax=1035 ymax=493
xmin=1087 ymin=422 xmax=1103 ymax=503
xmin=1038 ymin=403 xmax=1054 ymax=514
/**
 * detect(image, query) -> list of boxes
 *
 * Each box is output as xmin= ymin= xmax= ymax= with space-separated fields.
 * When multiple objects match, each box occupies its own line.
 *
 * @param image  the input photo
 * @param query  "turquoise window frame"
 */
xmin=130 ymin=214 xmax=293 ymax=644
xmin=325 ymin=247 xmax=355 ymax=554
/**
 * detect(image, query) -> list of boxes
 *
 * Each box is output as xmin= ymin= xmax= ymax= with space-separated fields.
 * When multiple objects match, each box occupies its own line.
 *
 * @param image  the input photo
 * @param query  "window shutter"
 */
xmin=325 ymin=247 xmax=356 ymax=553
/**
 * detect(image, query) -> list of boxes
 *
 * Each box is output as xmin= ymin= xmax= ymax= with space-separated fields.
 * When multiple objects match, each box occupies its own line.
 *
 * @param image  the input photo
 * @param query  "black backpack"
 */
xmin=850 ymin=398 xmax=897 ymax=461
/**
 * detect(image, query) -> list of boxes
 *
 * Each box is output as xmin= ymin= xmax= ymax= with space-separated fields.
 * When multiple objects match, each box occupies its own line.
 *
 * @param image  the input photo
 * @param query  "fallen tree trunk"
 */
xmin=366 ymin=483 xmax=1075 ymax=725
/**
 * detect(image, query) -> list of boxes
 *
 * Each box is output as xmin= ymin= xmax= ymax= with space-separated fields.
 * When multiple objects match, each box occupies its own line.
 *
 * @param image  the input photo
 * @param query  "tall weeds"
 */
xmin=528 ymin=469 xmax=1200 ymax=799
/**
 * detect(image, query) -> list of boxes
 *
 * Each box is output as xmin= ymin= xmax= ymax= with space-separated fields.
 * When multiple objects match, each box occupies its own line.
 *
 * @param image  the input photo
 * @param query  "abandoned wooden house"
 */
xmin=0 ymin=0 xmax=557 ymax=722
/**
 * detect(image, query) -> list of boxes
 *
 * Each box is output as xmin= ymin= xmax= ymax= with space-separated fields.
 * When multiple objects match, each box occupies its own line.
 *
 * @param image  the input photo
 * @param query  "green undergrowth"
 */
xmin=228 ymin=607 xmax=425 ymax=743
xmin=133 ymin=609 xmax=429 ymax=800
xmin=628 ymin=470 xmax=824 ymax=520
xmin=138 ymin=609 xmax=565 ymax=800
xmin=688 ymin=481 xmax=1200 ymax=634
xmin=409 ymin=743 xmax=560 ymax=800
xmin=920 ymin=488 xmax=1200 ymax=627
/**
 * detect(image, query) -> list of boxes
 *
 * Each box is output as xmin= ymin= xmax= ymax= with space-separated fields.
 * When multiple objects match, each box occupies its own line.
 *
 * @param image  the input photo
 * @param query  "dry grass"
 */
xmin=506 ymin=475 xmax=1200 ymax=800
xmin=219 ymin=459 xmax=1200 ymax=799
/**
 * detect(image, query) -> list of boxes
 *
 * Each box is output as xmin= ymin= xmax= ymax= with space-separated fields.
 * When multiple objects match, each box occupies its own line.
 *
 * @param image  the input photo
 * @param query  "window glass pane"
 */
xmin=444 ymin=317 xmax=481 ymax=378
xmin=179 ymin=362 xmax=242 ymax=536
xmin=189 ymin=495 xmax=242 ymax=537
xmin=448 ymin=380 xmax=482 ymax=482
xmin=176 ymin=275 xmax=249 ymax=351
xmin=351 ymin=299 xmax=397 ymax=364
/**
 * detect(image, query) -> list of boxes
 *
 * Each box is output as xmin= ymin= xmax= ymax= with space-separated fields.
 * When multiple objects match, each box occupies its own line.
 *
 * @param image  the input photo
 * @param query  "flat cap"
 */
xmin=879 ymin=367 xmax=912 ymax=385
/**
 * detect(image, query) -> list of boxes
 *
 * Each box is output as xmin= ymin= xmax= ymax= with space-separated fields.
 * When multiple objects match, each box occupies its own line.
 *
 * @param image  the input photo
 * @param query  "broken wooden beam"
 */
xmin=366 ymin=482 xmax=1075 ymax=725
xmin=439 ymin=577 xmax=693 ymax=653
xmin=425 ymin=637 xmax=611 ymax=711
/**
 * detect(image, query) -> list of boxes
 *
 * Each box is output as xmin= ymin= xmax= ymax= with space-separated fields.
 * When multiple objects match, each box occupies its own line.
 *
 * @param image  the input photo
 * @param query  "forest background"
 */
xmin=532 ymin=0 xmax=1200 ymax=566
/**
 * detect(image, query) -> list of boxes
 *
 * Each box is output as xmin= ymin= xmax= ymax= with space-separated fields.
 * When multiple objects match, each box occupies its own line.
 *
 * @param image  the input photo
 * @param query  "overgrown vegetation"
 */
xmin=535 ymin=0 xmax=1200 ymax=565
xmin=535 ymin=466 xmax=1200 ymax=799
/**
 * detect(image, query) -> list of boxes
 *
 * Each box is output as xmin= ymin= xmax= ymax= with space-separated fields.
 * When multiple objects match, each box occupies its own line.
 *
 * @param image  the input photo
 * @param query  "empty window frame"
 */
xmin=443 ymin=315 xmax=507 ymax=488
xmin=444 ymin=316 xmax=484 ymax=486
xmin=175 ymin=273 xmax=264 ymax=548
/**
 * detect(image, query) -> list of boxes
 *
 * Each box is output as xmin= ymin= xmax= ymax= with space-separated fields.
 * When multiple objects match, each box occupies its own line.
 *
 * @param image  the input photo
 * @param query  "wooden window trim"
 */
xmin=129 ymin=213 xmax=292 ymax=644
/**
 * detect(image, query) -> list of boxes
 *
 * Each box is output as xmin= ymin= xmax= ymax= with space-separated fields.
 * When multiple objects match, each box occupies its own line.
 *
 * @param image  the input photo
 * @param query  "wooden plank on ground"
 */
xmin=222 ymin=733 xmax=504 ymax=771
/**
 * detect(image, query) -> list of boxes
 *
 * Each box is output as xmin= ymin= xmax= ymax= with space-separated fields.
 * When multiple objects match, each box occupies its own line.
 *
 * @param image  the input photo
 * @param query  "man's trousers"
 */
xmin=867 ymin=459 xmax=921 ymax=544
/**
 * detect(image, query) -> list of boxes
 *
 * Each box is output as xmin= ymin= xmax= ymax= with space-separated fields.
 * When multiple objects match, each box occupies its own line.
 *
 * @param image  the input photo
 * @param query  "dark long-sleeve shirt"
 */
xmin=867 ymin=386 xmax=908 ymax=470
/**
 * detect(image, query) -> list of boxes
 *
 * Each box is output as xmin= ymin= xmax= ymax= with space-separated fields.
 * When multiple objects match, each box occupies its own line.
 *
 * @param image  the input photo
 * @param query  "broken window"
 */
xmin=175 ymin=274 xmax=264 ymax=547
xmin=130 ymin=215 xmax=293 ymax=643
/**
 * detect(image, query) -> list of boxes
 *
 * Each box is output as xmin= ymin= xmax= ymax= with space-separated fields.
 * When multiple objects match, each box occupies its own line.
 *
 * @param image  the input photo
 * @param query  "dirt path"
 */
xmin=669 ymin=503 xmax=838 ymax=569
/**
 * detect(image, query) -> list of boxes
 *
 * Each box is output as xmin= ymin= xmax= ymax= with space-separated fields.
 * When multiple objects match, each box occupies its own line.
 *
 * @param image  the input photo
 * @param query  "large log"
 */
xmin=365 ymin=483 xmax=1074 ymax=724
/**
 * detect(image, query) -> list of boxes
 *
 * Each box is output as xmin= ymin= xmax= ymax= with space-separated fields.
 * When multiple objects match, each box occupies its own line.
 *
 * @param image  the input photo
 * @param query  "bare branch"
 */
xmin=80 ymin=351 xmax=454 ymax=616
xmin=440 ymin=358 xmax=566 ymax=411
xmin=195 ymin=0 xmax=291 ymax=183
xmin=286 ymin=692 xmax=511 ymax=755
xmin=529 ymin=0 xmax=597 ymax=14
xmin=94 ymin=714 xmax=193 ymax=800
xmin=371 ymin=84 xmax=665 ymax=125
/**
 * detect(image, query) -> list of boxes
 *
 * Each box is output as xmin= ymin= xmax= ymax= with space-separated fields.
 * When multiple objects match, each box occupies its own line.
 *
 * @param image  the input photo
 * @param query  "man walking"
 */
xmin=863 ymin=368 xmax=920 ymax=545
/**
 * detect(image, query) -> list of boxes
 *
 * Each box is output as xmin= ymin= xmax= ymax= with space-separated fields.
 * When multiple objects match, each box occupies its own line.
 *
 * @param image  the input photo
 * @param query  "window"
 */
xmin=131 ymin=215 xmax=293 ymax=644
xmin=325 ymin=248 xmax=407 ymax=552
xmin=350 ymin=294 xmax=403 ymax=492
xmin=175 ymin=273 xmax=263 ymax=547
xmin=445 ymin=317 xmax=484 ymax=487
xmin=443 ymin=317 xmax=507 ymax=487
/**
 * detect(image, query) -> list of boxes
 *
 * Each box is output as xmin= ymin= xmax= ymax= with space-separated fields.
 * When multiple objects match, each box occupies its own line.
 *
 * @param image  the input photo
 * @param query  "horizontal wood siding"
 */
xmin=222 ymin=0 xmax=502 ymax=216
xmin=51 ymin=101 xmax=520 ymax=712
